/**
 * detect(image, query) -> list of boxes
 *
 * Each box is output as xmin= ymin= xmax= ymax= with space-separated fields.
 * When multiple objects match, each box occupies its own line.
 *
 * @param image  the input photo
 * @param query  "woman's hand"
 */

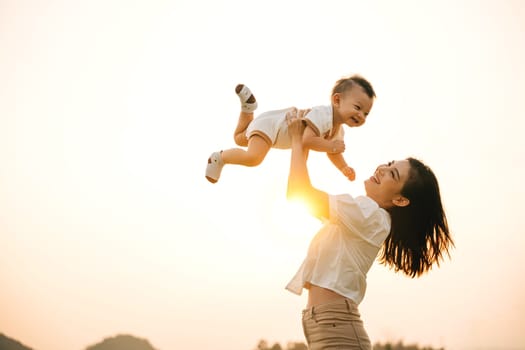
xmin=286 ymin=107 xmax=310 ymax=139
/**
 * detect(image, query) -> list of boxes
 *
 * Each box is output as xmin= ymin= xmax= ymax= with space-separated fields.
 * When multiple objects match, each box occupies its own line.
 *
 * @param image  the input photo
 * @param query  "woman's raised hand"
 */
xmin=286 ymin=107 xmax=310 ymax=139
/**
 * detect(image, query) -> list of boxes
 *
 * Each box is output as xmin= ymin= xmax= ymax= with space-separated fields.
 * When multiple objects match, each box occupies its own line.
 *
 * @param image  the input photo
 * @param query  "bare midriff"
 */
xmin=306 ymin=283 xmax=348 ymax=308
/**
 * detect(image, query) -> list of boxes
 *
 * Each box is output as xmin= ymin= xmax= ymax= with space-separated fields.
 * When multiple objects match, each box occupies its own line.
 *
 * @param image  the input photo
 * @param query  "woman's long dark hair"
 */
xmin=379 ymin=158 xmax=454 ymax=277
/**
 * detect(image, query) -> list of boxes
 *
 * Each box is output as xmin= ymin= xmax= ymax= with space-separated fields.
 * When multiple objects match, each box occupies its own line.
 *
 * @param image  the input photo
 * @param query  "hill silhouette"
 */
xmin=85 ymin=334 xmax=157 ymax=350
xmin=0 ymin=333 xmax=34 ymax=350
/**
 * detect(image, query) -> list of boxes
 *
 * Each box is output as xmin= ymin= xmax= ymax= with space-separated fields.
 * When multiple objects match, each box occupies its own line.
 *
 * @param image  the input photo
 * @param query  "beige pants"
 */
xmin=302 ymin=299 xmax=371 ymax=350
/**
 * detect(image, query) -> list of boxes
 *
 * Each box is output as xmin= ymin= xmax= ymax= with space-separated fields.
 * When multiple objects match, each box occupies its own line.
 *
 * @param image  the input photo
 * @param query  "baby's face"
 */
xmin=333 ymin=86 xmax=373 ymax=127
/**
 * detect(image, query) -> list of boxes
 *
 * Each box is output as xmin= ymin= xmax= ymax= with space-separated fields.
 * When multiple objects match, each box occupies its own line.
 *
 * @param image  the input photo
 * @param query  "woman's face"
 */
xmin=364 ymin=160 xmax=412 ymax=209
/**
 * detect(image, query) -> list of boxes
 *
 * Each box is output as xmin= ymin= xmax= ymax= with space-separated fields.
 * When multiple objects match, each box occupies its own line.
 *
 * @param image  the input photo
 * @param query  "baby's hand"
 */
xmin=329 ymin=140 xmax=346 ymax=154
xmin=341 ymin=166 xmax=356 ymax=181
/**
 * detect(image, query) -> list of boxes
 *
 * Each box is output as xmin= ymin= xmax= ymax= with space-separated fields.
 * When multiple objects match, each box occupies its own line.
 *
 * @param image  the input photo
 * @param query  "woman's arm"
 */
xmin=286 ymin=110 xmax=329 ymax=220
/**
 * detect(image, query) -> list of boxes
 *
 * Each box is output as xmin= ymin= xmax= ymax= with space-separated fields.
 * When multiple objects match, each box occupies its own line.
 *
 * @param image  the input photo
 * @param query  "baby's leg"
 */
xmin=205 ymin=84 xmax=259 ymax=184
xmin=221 ymin=135 xmax=270 ymax=166
xmin=233 ymin=112 xmax=252 ymax=147
xmin=233 ymin=84 xmax=257 ymax=146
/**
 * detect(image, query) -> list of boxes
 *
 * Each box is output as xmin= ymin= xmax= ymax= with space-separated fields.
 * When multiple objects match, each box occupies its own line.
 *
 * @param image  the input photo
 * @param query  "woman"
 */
xmin=285 ymin=110 xmax=453 ymax=349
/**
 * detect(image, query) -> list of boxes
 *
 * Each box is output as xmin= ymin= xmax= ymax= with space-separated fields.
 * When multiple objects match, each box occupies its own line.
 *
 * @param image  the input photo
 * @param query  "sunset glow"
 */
xmin=1 ymin=1 xmax=525 ymax=350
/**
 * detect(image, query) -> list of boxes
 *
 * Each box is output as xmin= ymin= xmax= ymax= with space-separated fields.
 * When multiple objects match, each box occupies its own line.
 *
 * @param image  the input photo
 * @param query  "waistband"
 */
xmin=302 ymin=298 xmax=357 ymax=317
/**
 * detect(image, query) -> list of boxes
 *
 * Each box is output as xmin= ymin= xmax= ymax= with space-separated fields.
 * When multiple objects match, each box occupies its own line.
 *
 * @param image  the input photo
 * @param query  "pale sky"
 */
xmin=1 ymin=1 xmax=524 ymax=350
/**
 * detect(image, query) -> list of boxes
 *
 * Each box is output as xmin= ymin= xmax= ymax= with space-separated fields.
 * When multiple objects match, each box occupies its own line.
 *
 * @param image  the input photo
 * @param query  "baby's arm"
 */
xmin=302 ymin=126 xmax=355 ymax=181
xmin=302 ymin=126 xmax=344 ymax=153
xmin=326 ymin=153 xmax=356 ymax=181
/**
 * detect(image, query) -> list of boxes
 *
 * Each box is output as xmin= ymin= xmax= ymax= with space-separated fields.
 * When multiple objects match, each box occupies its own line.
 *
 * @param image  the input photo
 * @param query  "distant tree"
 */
xmin=85 ymin=334 xmax=157 ymax=350
xmin=285 ymin=341 xmax=307 ymax=350
xmin=269 ymin=343 xmax=282 ymax=350
xmin=0 ymin=333 xmax=34 ymax=350
xmin=254 ymin=339 xmax=282 ymax=350
xmin=254 ymin=338 xmax=444 ymax=350
xmin=373 ymin=340 xmax=444 ymax=350
xmin=253 ymin=339 xmax=307 ymax=350
xmin=255 ymin=339 xmax=269 ymax=350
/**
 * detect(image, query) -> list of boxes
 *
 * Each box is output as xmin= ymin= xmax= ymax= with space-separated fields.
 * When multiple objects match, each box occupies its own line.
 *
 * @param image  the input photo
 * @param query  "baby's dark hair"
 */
xmin=379 ymin=157 xmax=454 ymax=278
xmin=331 ymin=74 xmax=376 ymax=99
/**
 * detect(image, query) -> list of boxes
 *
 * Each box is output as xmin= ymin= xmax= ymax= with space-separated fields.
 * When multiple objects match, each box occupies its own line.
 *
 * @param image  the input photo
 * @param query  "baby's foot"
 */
xmin=205 ymin=151 xmax=224 ymax=183
xmin=235 ymin=84 xmax=258 ymax=113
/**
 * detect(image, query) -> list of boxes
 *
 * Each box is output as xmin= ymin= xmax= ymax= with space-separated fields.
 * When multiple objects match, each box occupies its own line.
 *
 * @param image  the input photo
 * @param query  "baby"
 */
xmin=205 ymin=75 xmax=376 ymax=183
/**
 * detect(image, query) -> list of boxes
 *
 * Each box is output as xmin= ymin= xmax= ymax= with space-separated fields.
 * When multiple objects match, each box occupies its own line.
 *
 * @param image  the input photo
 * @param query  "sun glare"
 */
xmin=271 ymin=197 xmax=321 ymax=238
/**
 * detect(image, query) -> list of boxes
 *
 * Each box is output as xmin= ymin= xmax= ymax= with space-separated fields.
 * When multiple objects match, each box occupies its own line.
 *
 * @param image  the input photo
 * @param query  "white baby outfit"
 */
xmin=245 ymin=105 xmax=344 ymax=148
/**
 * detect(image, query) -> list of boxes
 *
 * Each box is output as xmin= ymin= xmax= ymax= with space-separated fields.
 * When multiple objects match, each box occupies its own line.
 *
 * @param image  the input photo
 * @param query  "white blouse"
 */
xmin=286 ymin=193 xmax=391 ymax=305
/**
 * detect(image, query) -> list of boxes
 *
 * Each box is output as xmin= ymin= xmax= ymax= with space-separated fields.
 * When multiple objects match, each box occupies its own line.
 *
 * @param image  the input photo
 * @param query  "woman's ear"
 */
xmin=392 ymin=196 xmax=410 ymax=207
